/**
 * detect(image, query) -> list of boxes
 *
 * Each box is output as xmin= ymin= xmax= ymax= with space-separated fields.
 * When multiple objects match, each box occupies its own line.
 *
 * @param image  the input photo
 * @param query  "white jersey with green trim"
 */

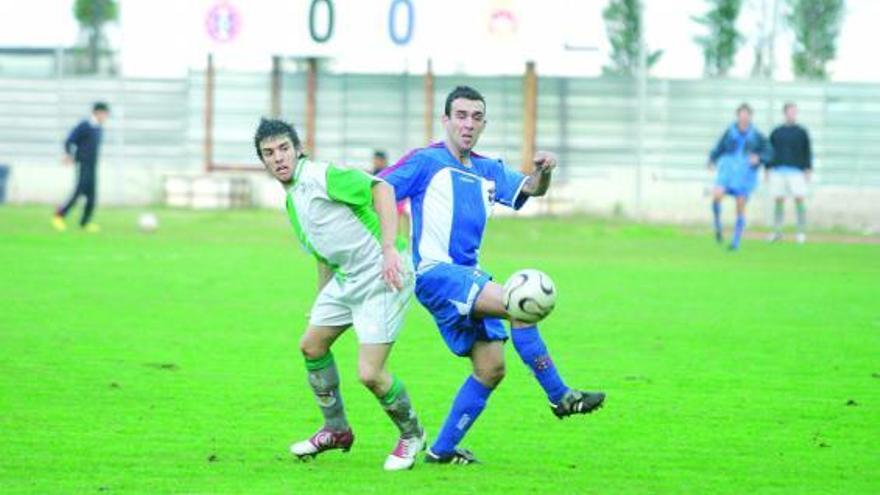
xmin=285 ymin=157 xmax=387 ymax=282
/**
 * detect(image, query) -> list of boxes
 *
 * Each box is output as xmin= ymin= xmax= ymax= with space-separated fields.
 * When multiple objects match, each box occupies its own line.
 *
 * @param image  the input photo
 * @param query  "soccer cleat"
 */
xmin=714 ymin=231 xmax=723 ymax=244
xmin=290 ymin=427 xmax=354 ymax=460
xmin=767 ymin=232 xmax=782 ymax=243
xmin=52 ymin=215 xmax=67 ymax=232
xmin=83 ymin=223 xmax=101 ymax=233
xmin=551 ymin=389 xmax=606 ymax=419
xmin=424 ymin=447 xmax=480 ymax=465
xmin=383 ymin=428 xmax=427 ymax=471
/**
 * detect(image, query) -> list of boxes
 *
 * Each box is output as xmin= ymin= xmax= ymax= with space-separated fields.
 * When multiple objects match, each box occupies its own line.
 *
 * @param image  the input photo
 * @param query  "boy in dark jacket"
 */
xmin=53 ymin=102 xmax=110 ymax=232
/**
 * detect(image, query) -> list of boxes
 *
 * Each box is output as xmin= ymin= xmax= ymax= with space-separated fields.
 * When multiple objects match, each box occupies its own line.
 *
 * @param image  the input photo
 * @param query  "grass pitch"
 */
xmin=1 ymin=206 xmax=878 ymax=494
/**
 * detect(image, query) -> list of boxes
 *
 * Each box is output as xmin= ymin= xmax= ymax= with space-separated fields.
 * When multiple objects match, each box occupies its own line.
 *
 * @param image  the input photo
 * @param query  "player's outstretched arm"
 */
xmin=521 ymin=151 xmax=557 ymax=197
xmin=371 ymin=181 xmax=404 ymax=291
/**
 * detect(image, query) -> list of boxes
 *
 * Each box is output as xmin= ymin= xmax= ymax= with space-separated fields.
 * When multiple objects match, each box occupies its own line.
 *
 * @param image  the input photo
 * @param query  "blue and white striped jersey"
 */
xmin=380 ymin=142 xmax=529 ymax=271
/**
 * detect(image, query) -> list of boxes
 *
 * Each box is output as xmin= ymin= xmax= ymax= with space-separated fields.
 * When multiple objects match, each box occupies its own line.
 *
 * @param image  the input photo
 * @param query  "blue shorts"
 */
xmin=717 ymin=185 xmax=752 ymax=198
xmin=414 ymin=263 xmax=508 ymax=357
xmin=715 ymin=154 xmax=758 ymax=197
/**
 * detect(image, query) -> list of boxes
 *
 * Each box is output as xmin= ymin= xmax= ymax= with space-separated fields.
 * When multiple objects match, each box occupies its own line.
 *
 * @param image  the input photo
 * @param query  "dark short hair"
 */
xmin=93 ymin=101 xmax=110 ymax=113
xmin=783 ymin=102 xmax=797 ymax=112
xmin=373 ymin=150 xmax=387 ymax=160
xmin=254 ymin=118 xmax=301 ymax=160
xmin=444 ymin=86 xmax=486 ymax=117
xmin=736 ymin=103 xmax=753 ymax=115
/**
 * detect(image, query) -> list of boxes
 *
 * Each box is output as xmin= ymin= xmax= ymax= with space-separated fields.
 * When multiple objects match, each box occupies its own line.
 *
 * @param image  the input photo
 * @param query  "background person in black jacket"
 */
xmin=768 ymin=102 xmax=812 ymax=244
xmin=53 ymin=102 xmax=110 ymax=232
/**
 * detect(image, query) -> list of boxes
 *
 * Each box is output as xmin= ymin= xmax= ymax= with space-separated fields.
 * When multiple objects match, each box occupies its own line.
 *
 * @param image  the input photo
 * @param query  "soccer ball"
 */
xmin=502 ymin=269 xmax=557 ymax=323
xmin=137 ymin=212 xmax=159 ymax=233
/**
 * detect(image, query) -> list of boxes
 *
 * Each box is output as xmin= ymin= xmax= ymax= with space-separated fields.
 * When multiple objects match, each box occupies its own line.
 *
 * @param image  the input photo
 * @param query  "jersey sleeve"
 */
xmin=755 ymin=131 xmax=773 ymax=165
xmin=488 ymin=159 xmax=529 ymax=210
xmin=803 ymin=128 xmax=813 ymax=170
xmin=379 ymin=151 xmax=429 ymax=201
xmin=325 ymin=164 xmax=378 ymax=206
xmin=709 ymin=128 xmax=729 ymax=162
xmin=64 ymin=121 xmax=87 ymax=154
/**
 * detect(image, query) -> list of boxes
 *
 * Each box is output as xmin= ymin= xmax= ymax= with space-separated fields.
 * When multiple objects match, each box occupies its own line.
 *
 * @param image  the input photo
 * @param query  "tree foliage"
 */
xmin=73 ymin=0 xmax=119 ymax=73
xmin=602 ymin=0 xmax=663 ymax=76
xmin=787 ymin=0 xmax=845 ymax=79
xmin=692 ymin=0 xmax=744 ymax=77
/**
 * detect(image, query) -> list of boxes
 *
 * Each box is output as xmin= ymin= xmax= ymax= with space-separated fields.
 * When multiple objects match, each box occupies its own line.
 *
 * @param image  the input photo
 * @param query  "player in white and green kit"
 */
xmin=254 ymin=118 xmax=425 ymax=471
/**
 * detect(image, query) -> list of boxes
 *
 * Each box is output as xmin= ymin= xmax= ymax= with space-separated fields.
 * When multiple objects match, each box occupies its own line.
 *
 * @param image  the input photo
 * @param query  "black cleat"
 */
xmin=424 ymin=447 xmax=480 ymax=465
xmin=551 ymin=390 xmax=606 ymax=419
xmin=715 ymin=231 xmax=723 ymax=244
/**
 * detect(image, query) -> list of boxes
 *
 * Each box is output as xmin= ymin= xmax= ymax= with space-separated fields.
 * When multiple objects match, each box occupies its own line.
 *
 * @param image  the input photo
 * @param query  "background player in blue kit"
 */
xmin=380 ymin=86 xmax=605 ymax=465
xmin=707 ymin=103 xmax=773 ymax=250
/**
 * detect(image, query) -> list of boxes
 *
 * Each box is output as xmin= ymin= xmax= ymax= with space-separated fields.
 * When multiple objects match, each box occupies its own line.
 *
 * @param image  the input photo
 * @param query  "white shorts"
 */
xmin=308 ymin=262 xmax=414 ymax=344
xmin=768 ymin=170 xmax=808 ymax=199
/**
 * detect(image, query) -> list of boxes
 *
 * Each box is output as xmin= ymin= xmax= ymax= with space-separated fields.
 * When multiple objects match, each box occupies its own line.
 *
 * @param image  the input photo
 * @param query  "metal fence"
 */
xmin=0 ymin=76 xmax=189 ymax=168
xmin=196 ymin=70 xmax=880 ymax=187
xmin=1 ymin=69 xmax=879 ymax=187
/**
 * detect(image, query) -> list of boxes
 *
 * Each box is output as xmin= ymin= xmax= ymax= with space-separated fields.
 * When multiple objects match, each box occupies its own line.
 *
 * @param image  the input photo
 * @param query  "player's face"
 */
xmin=785 ymin=105 xmax=798 ymax=124
xmin=442 ymin=98 xmax=486 ymax=155
xmin=260 ymin=135 xmax=296 ymax=183
xmin=736 ymin=109 xmax=752 ymax=129
xmin=94 ymin=110 xmax=109 ymax=125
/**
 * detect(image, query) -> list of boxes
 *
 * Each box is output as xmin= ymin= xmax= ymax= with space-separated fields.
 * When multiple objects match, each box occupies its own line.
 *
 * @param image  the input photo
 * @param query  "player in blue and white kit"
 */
xmin=380 ymin=86 xmax=605 ymax=465
xmin=708 ymin=103 xmax=773 ymax=250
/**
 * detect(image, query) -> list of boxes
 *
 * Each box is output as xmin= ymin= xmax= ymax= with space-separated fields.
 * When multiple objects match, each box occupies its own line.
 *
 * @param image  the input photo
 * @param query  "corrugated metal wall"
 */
xmin=2 ymin=71 xmax=878 ymax=188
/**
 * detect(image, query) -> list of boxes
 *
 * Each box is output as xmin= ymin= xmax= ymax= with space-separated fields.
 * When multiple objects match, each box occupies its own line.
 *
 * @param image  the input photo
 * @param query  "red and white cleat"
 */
xmin=383 ymin=429 xmax=426 ymax=471
xmin=290 ymin=427 xmax=354 ymax=460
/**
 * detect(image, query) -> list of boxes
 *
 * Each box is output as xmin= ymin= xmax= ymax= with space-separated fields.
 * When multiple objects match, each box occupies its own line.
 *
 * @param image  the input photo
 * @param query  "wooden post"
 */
xmin=271 ymin=55 xmax=282 ymax=118
xmin=424 ymin=59 xmax=434 ymax=145
xmin=522 ymin=61 xmax=537 ymax=173
xmin=204 ymin=53 xmax=215 ymax=173
xmin=305 ymin=57 xmax=318 ymax=155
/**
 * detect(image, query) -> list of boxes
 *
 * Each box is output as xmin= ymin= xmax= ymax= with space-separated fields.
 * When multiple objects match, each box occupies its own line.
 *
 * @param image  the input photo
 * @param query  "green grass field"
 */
xmin=1 ymin=206 xmax=878 ymax=494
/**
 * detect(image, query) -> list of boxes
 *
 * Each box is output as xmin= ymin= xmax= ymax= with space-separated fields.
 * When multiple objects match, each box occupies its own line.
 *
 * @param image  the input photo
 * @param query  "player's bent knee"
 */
xmin=299 ymin=335 xmax=330 ymax=360
xmin=474 ymin=363 xmax=506 ymax=387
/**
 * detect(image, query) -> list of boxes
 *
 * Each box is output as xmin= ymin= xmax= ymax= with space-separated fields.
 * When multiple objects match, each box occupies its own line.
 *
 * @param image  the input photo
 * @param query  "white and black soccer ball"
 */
xmin=137 ymin=212 xmax=159 ymax=233
xmin=502 ymin=269 xmax=557 ymax=323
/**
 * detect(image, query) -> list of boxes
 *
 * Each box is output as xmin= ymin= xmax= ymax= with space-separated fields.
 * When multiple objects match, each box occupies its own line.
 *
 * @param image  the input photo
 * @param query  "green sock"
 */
xmin=795 ymin=202 xmax=807 ymax=233
xmin=305 ymin=352 xmax=349 ymax=431
xmin=379 ymin=376 xmax=421 ymax=438
xmin=774 ymin=201 xmax=784 ymax=233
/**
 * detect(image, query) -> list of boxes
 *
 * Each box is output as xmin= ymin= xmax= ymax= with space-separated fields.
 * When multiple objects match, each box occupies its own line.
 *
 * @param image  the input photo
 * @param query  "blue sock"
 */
xmin=712 ymin=202 xmax=722 ymax=235
xmin=430 ymin=375 xmax=492 ymax=456
xmin=511 ymin=325 xmax=569 ymax=404
xmin=732 ymin=215 xmax=746 ymax=248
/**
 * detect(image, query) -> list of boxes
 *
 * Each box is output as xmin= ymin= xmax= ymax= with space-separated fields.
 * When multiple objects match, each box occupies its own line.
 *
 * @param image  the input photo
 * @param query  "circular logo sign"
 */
xmin=206 ymin=2 xmax=241 ymax=43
